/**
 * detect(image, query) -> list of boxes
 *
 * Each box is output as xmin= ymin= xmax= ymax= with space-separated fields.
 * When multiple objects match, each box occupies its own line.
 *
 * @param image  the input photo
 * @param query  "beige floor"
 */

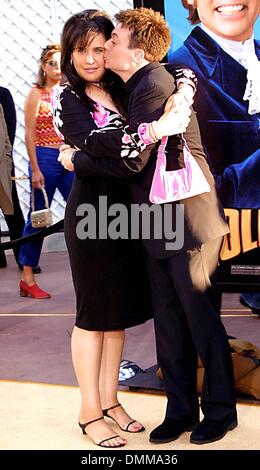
xmin=0 ymin=380 xmax=259 ymax=450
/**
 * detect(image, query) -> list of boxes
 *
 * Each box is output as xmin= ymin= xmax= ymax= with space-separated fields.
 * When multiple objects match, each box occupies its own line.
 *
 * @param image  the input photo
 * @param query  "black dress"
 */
xmin=55 ymin=85 xmax=153 ymax=330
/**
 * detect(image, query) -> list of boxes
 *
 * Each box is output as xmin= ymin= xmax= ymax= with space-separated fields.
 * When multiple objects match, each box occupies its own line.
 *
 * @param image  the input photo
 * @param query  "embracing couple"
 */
xmin=55 ymin=6 xmax=237 ymax=448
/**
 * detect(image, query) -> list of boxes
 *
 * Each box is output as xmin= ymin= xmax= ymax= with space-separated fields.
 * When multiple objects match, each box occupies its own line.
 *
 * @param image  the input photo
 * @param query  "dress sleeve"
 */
xmin=72 ymin=80 xmax=172 ymax=177
xmin=82 ymin=80 xmax=175 ymax=165
xmin=53 ymin=85 xmax=151 ymax=162
xmin=164 ymin=63 xmax=198 ymax=93
xmin=53 ymin=86 xmax=96 ymax=148
xmin=52 ymin=85 xmax=152 ymax=177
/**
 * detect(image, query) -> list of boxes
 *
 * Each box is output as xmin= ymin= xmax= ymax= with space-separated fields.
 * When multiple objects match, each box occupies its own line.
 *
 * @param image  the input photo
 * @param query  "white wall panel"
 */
xmin=0 ymin=0 xmax=133 ymax=229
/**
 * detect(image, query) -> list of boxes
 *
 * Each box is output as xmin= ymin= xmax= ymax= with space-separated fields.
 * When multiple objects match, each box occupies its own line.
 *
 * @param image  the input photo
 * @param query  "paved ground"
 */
xmin=0 ymin=252 xmax=259 ymax=387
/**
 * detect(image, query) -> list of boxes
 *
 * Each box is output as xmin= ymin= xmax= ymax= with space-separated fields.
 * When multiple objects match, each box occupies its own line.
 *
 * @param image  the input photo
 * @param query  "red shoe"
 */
xmin=20 ymin=280 xmax=51 ymax=299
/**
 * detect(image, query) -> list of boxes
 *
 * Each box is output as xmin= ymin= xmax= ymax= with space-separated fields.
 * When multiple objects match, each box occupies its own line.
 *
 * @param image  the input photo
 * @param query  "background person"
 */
xmin=0 ymin=104 xmax=13 ymax=219
xmin=0 ymin=86 xmax=25 ymax=270
xmin=18 ymin=44 xmax=73 ymax=299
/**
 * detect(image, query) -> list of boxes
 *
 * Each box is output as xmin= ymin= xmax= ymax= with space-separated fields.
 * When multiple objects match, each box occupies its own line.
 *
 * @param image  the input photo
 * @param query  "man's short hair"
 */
xmin=114 ymin=7 xmax=171 ymax=61
xmin=181 ymin=1 xmax=200 ymax=25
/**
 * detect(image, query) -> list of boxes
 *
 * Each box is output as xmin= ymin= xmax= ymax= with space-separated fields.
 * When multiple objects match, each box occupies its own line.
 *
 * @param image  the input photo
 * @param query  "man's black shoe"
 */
xmin=190 ymin=415 xmax=238 ymax=445
xmin=240 ymin=295 xmax=260 ymax=315
xmin=18 ymin=264 xmax=42 ymax=274
xmin=149 ymin=416 xmax=199 ymax=444
xmin=0 ymin=251 xmax=7 ymax=267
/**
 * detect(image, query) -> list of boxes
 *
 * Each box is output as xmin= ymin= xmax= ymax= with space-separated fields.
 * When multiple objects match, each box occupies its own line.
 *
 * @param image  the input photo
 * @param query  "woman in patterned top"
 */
xmin=19 ymin=44 xmax=73 ymax=299
xmin=55 ymin=9 xmax=196 ymax=448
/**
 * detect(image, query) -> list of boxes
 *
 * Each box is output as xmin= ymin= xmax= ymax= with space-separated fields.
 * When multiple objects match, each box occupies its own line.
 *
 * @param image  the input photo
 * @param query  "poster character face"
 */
xmin=188 ymin=1 xmax=260 ymax=41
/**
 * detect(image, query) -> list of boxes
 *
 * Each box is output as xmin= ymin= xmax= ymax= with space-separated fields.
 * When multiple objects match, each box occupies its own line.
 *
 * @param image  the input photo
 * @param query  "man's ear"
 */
xmin=134 ymin=49 xmax=145 ymax=63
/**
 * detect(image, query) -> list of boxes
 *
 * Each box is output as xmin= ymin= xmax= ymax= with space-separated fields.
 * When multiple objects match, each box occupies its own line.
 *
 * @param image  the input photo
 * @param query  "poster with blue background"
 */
xmin=134 ymin=1 xmax=260 ymax=289
xmin=164 ymin=1 xmax=260 ymax=56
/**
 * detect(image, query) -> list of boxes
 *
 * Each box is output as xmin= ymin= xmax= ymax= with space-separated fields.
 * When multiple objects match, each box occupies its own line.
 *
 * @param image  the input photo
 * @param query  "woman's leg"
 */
xmin=19 ymin=148 xmax=58 ymax=288
xmin=71 ymin=326 xmax=126 ymax=446
xmin=19 ymin=192 xmax=48 ymax=286
xmin=99 ymin=330 xmax=144 ymax=432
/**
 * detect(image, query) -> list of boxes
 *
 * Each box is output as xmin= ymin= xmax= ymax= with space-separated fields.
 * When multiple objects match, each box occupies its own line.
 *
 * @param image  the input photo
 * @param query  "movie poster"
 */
xmin=135 ymin=1 xmax=260 ymax=289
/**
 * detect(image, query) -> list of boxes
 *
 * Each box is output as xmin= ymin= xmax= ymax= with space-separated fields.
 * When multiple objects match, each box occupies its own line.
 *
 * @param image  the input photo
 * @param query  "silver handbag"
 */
xmin=30 ymin=186 xmax=53 ymax=228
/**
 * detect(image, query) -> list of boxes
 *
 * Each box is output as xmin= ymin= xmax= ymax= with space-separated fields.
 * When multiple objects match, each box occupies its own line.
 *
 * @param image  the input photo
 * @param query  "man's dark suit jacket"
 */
xmin=0 ymin=86 xmax=24 ymax=268
xmin=61 ymin=62 xmax=229 ymax=259
xmin=170 ymin=26 xmax=260 ymax=209
xmin=0 ymin=87 xmax=16 ymax=146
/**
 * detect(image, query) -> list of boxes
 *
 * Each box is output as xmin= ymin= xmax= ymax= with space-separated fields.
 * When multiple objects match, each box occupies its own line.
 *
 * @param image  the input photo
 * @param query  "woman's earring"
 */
xmin=70 ymin=58 xmax=73 ymax=67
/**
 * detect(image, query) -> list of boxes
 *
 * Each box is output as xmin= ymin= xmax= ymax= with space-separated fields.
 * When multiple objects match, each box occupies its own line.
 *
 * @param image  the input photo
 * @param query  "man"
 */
xmin=171 ymin=1 xmax=260 ymax=313
xmin=0 ymin=104 xmax=13 ymax=218
xmin=0 ymin=86 xmax=25 ymax=269
xmin=59 ymin=7 xmax=237 ymax=444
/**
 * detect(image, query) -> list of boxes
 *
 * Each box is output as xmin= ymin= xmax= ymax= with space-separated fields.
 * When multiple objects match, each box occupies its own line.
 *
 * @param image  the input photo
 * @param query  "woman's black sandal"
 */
xmin=103 ymin=403 xmax=145 ymax=432
xmin=78 ymin=416 xmax=125 ymax=448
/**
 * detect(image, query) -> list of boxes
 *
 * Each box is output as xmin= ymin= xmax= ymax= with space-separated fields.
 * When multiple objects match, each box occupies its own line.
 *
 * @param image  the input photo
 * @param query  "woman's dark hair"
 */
xmin=35 ymin=44 xmax=61 ymax=88
xmin=61 ymin=9 xmax=126 ymax=113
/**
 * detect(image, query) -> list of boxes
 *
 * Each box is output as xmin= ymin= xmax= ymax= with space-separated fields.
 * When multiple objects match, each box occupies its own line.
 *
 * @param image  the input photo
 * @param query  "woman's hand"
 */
xmin=155 ymin=106 xmax=192 ymax=139
xmin=164 ymin=86 xmax=194 ymax=114
xmin=58 ymin=144 xmax=75 ymax=171
xmin=31 ymin=168 xmax=45 ymax=189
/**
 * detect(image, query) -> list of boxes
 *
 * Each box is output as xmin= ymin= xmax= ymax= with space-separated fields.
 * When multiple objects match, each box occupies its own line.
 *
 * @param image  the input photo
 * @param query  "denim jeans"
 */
xmin=19 ymin=146 xmax=74 ymax=267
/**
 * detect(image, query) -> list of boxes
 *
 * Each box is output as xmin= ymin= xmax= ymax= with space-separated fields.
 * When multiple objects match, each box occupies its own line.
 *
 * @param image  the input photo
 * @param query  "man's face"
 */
xmin=189 ymin=0 xmax=259 ymax=41
xmin=104 ymin=24 xmax=139 ymax=81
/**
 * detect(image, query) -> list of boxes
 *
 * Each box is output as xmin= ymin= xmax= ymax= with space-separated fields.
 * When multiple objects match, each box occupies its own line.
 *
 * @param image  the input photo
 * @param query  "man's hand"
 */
xmin=58 ymin=144 xmax=75 ymax=171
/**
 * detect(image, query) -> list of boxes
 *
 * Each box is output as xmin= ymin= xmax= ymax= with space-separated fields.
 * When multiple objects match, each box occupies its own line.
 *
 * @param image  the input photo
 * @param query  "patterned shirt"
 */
xmin=35 ymin=87 xmax=63 ymax=147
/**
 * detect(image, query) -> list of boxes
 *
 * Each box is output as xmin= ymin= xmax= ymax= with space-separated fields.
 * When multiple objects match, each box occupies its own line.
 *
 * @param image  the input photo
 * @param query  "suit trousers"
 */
xmin=19 ymin=147 xmax=73 ymax=268
xmin=147 ymin=237 xmax=236 ymax=421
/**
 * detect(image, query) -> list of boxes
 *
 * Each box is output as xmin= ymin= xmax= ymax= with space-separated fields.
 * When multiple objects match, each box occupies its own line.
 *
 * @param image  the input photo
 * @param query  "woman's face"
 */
xmin=71 ymin=33 xmax=106 ymax=83
xmin=42 ymin=51 xmax=61 ymax=82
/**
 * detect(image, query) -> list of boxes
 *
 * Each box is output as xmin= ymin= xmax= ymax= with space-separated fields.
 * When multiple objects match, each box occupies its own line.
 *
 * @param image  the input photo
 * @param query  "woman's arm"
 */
xmin=55 ymin=87 xmax=150 ymax=176
xmin=55 ymin=85 xmax=190 ymax=164
xmin=24 ymin=87 xmax=44 ymax=188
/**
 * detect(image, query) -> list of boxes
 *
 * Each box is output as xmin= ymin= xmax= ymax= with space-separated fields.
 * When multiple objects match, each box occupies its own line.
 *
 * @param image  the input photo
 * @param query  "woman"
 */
xmin=56 ymin=10 xmax=195 ymax=448
xmin=19 ymin=44 xmax=73 ymax=299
